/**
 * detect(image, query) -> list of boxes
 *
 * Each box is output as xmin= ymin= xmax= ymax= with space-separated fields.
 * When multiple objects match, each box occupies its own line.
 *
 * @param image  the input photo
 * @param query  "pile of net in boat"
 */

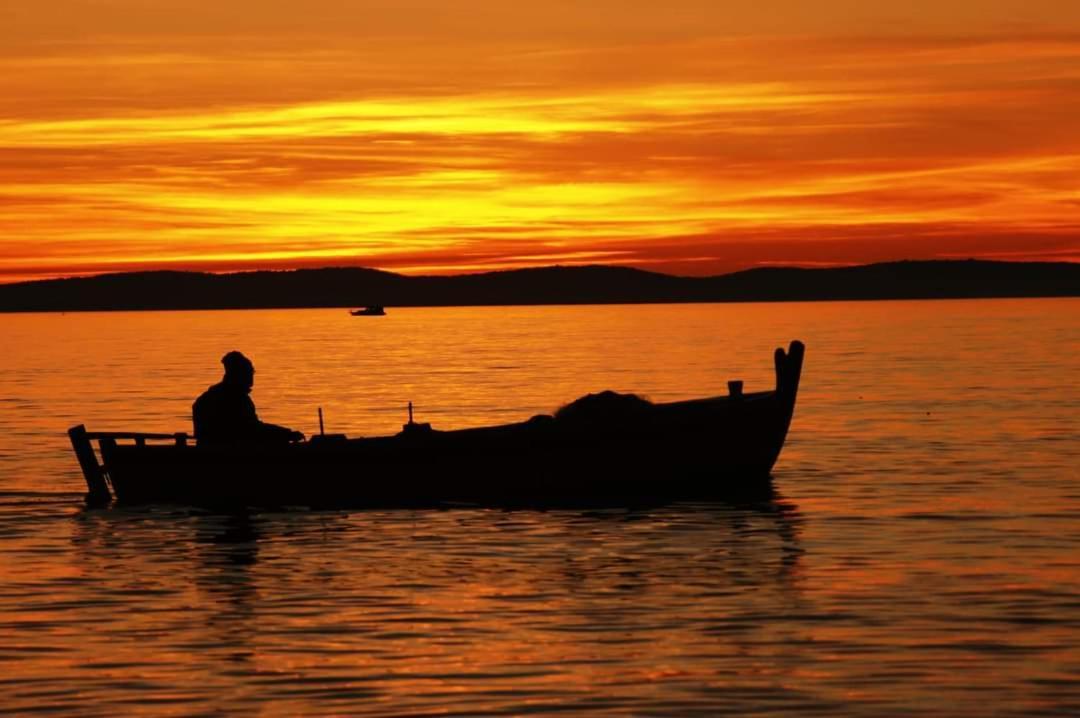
xmin=553 ymin=390 xmax=654 ymax=427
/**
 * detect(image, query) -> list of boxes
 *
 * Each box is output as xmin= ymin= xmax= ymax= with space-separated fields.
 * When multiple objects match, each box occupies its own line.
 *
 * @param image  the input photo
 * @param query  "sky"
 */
xmin=1 ymin=1 xmax=1079 ymax=282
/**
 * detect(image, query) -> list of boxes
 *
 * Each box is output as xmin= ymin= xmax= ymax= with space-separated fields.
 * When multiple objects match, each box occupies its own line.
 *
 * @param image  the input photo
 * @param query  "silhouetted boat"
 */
xmin=350 ymin=306 xmax=385 ymax=316
xmin=69 ymin=341 xmax=804 ymax=509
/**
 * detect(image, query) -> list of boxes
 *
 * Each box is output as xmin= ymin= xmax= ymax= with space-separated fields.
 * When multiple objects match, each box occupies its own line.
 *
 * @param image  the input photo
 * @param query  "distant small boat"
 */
xmin=350 ymin=306 xmax=385 ymax=316
xmin=68 ymin=341 xmax=805 ymax=510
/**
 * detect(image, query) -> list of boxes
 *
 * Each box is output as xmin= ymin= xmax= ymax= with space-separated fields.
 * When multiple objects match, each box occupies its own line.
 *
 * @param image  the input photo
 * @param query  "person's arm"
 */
xmin=246 ymin=397 xmax=304 ymax=441
xmin=256 ymin=421 xmax=305 ymax=443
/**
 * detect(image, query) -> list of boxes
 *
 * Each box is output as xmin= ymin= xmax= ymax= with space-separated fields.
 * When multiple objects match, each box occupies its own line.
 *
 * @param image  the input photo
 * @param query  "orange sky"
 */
xmin=1 ymin=1 xmax=1079 ymax=282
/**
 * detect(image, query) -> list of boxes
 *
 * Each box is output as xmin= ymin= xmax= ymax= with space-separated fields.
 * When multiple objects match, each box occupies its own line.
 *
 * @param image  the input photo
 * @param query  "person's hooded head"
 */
xmin=221 ymin=351 xmax=255 ymax=393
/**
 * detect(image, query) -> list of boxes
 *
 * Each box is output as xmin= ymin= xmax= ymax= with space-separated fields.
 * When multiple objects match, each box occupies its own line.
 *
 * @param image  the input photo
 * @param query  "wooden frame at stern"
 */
xmin=68 ymin=426 xmax=188 ymax=506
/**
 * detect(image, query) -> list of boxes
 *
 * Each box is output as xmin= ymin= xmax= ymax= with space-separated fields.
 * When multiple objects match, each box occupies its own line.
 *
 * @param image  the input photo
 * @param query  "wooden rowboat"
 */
xmin=69 ymin=341 xmax=804 ymax=509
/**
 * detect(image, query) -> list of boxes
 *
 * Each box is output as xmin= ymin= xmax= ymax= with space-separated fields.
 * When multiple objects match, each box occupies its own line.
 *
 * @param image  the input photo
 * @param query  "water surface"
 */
xmin=1 ymin=300 xmax=1078 ymax=715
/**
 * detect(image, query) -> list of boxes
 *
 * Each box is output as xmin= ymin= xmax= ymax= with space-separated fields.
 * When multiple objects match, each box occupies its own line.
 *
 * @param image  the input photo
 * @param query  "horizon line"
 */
xmin=5 ymin=256 xmax=1079 ymax=288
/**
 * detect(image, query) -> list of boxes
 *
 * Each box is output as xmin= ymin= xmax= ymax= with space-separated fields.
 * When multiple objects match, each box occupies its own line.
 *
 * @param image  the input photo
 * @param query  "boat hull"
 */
xmin=74 ymin=341 xmax=805 ymax=509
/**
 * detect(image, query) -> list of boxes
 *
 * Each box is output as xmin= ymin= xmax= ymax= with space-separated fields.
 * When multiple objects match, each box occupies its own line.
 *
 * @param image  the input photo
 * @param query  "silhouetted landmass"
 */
xmin=1 ymin=260 xmax=1077 ymax=312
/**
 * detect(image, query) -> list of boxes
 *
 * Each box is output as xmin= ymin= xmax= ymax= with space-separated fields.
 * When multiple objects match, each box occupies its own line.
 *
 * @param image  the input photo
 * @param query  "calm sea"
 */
xmin=1 ymin=300 xmax=1078 ymax=716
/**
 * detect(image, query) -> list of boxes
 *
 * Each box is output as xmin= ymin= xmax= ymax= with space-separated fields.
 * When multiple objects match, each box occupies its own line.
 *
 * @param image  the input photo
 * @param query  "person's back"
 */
xmin=192 ymin=380 xmax=263 ymax=445
xmin=193 ymin=351 xmax=303 ymax=447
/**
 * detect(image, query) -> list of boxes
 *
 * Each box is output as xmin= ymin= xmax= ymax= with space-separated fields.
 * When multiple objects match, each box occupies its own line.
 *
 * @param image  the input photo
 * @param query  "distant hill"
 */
xmin=0 ymin=260 xmax=1077 ymax=312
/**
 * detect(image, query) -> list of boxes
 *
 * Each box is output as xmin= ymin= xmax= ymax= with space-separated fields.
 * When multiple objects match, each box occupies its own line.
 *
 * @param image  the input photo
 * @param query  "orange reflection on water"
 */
xmin=0 ymin=299 xmax=1077 ymax=713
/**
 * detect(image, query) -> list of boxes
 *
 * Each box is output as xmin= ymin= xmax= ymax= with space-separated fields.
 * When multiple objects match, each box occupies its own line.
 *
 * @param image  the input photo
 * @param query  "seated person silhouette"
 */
xmin=193 ymin=351 xmax=305 ymax=447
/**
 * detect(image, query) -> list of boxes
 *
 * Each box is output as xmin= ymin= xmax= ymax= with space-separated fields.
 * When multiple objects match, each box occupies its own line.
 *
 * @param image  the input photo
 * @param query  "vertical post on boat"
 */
xmin=408 ymin=401 xmax=414 ymax=425
xmin=775 ymin=340 xmax=805 ymax=399
xmin=762 ymin=340 xmax=807 ymax=474
xmin=68 ymin=425 xmax=111 ymax=506
xmin=318 ymin=407 xmax=325 ymax=437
